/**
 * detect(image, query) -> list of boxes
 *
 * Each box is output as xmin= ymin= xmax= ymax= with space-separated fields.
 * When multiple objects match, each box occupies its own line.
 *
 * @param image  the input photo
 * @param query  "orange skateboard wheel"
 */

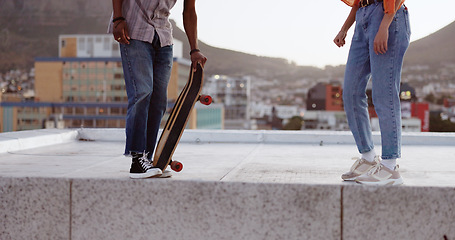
xmin=199 ymin=95 xmax=212 ymax=105
xmin=170 ymin=160 xmax=183 ymax=172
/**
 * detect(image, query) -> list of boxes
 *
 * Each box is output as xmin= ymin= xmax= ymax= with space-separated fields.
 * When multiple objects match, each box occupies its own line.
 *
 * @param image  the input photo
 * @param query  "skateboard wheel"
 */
xmin=199 ymin=95 xmax=212 ymax=105
xmin=170 ymin=160 xmax=183 ymax=172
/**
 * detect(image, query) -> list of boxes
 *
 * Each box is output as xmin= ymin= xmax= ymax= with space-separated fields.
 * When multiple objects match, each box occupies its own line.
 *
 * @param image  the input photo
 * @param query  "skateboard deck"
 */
xmin=153 ymin=63 xmax=211 ymax=171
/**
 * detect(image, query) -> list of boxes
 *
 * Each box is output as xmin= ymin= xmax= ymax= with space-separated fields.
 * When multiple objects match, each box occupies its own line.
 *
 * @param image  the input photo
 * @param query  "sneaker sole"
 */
xmin=159 ymin=171 xmax=173 ymax=178
xmin=342 ymin=173 xmax=363 ymax=181
xmin=356 ymin=177 xmax=404 ymax=186
xmin=342 ymin=177 xmax=357 ymax=181
xmin=130 ymin=173 xmax=162 ymax=179
xmin=129 ymin=169 xmax=163 ymax=179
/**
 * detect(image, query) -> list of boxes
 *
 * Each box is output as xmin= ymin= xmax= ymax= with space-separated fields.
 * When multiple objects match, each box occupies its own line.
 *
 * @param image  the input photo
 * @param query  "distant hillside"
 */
xmin=0 ymin=0 xmax=452 ymax=79
xmin=404 ymin=21 xmax=455 ymax=67
xmin=170 ymin=20 xmax=328 ymax=79
xmin=0 ymin=0 xmax=111 ymax=71
xmin=0 ymin=0 xmax=333 ymax=80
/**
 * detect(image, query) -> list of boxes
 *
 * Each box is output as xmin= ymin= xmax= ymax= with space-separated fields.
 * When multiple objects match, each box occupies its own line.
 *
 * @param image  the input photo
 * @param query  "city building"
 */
xmin=368 ymin=82 xmax=429 ymax=132
xmin=442 ymin=98 xmax=455 ymax=122
xmin=250 ymin=102 xmax=303 ymax=130
xmin=304 ymin=81 xmax=429 ymax=132
xmin=1 ymin=34 xmax=222 ymax=132
xmin=303 ymin=111 xmax=349 ymax=130
xmin=306 ymin=82 xmax=343 ymax=111
xmin=58 ymin=34 xmax=183 ymax=59
xmin=203 ymin=75 xmax=251 ymax=129
xmin=304 ymin=82 xmax=346 ymax=130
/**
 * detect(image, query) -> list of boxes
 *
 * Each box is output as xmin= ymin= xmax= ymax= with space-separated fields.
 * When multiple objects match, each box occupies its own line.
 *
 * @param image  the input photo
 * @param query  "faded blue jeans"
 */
xmin=120 ymin=35 xmax=173 ymax=157
xmin=343 ymin=3 xmax=410 ymax=159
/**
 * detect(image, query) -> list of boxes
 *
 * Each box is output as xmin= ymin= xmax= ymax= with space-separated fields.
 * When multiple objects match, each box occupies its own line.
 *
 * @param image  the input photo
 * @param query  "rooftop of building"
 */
xmin=3 ymin=128 xmax=455 ymax=239
xmin=1 ymin=128 xmax=454 ymax=187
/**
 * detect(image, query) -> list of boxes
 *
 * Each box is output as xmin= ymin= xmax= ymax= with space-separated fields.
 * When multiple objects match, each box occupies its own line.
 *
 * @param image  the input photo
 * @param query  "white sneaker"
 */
xmin=356 ymin=164 xmax=403 ymax=186
xmin=342 ymin=156 xmax=380 ymax=181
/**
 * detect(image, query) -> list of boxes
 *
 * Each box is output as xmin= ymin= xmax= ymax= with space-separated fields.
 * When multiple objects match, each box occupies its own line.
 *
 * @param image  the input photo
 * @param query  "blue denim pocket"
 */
xmin=403 ymin=9 xmax=411 ymax=37
xmin=393 ymin=7 xmax=411 ymax=41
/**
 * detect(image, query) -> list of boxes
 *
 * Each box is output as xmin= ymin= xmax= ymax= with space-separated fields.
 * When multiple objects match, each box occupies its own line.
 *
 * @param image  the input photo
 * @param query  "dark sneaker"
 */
xmin=129 ymin=152 xmax=162 ymax=179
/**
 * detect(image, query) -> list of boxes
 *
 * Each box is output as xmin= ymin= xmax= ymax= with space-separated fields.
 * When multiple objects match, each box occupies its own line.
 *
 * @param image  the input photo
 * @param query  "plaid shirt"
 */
xmin=108 ymin=0 xmax=177 ymax=46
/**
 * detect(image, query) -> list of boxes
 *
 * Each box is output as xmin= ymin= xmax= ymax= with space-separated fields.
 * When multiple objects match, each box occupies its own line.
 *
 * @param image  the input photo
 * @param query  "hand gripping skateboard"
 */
xmin=153 ymin=63 xmax=212 ymax=172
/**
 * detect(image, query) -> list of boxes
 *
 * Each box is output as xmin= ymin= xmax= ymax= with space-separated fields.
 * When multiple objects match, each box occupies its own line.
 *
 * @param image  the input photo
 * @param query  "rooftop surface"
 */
xmin=1 ymin=128 xmax=454 ymax=187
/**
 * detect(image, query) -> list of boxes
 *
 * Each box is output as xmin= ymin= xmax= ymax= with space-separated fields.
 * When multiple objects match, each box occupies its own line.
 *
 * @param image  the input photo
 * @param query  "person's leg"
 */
xmin=369 ymin=5 xmax=410 ymax=163
xmin=145 ymin=35 xmax=173 ymax=156
xmin=120 ymin=39 xmax=163 ymax=178
xmin=121 ymin=39 xmax=156 ymax=155
xmin=341 ymin=7 xmax=379 ymax=181
xmin=356 ymin=5 xmax=410 ymax=185
xmin=343 ymin=7 xmax=376 ymax=157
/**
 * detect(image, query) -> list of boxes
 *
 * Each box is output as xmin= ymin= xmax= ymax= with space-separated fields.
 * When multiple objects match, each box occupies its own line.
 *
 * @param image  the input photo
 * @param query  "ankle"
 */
xmin=381 ymin=158 xmax=397 ymax=170
xmin=361 ymin=149 xmax=376 ymax=163
xmin=131 ymin=151 xmax=148 ymax=160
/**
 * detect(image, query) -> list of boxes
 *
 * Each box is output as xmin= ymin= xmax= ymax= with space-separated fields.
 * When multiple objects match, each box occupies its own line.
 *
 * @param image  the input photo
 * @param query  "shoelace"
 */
xmin=350 ymin=157 xmax=364 ymax=172
xmin=366 ymin=162 xmax=383 ymax=176
xmin=138 ymin=151 xmax=153 ymax=170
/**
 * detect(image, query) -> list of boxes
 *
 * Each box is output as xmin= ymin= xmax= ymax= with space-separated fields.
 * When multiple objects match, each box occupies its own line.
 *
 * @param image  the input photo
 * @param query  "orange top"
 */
xmin=341 ymin=0 xmax=405 ymax=14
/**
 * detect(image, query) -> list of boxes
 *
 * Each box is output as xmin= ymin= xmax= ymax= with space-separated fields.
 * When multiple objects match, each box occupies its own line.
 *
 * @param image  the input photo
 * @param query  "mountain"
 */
xmin=170 ymin=20 xmax=330 ymax=79
xmin=0 ymin=0 xmax=112 ymax=72
xmin=0 ymin=0 xmax=329 ymax=80
xmin=0 ymin=0 xmax=453 ymax=78
xmin=404 ymin=21 xmax=455 ymax=67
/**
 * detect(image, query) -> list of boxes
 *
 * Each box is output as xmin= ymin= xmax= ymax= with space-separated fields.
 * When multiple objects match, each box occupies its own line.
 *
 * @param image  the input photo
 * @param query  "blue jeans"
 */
xmin=343 ymin=3 xmax=410 ymax=159
xmin=120 ymin=36 xmax=173 ymax=157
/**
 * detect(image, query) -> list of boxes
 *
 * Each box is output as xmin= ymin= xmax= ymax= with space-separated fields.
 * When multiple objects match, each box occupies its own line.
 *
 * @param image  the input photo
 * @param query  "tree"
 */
xmin=283 ymin=116 xmax=303 ymax=130
xmin=424 ymin=93 xmax=435 ymax=104
xmin=429 ymin=112 xmax=455 ymax=132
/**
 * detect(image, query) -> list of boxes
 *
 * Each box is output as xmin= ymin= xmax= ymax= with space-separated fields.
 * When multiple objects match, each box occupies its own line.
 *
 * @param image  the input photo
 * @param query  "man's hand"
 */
xmin=191 ymin=51 xmax=207 ymax=70
xmin=113 ymin=20 xmax=130 ymax=44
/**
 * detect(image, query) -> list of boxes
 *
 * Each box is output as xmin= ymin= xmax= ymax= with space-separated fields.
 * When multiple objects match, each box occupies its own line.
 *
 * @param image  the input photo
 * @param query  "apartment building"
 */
xmin=203 ymin=75 xmax=251 ymax=129
xmin=1 ymin=34 xmax=222 ymax=132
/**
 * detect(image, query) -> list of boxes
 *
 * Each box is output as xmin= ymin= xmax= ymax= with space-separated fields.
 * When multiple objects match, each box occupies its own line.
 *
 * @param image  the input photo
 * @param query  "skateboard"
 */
xmin=153 ymin=63 xmax=212 ymax=172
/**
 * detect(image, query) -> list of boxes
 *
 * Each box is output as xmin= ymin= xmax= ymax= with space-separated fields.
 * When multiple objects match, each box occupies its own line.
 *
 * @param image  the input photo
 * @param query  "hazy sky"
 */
xmin=170 ymin=0 xmax=455 ymax=68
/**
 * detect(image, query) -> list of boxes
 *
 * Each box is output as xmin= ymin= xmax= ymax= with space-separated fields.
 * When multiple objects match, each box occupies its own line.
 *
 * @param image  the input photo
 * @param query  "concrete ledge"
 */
xmin=0 ymin=129 xmax=78 ymax=153
xmin=77 ymin=128 xmax=455 ymax=146
xmin=0 ymin=177 xmax=340 ymax=240
xmin=2 ymin=129 xmax=455 ymax=239
xmin=343 ymin=185 xmax=455 ymax=239
xmin=0 ymin=177 xmax=70 ymax=240
xmin=2 ymin=176 xmax=455 ymax=239
xmin=180 ymin=130 xmax=455 ymax=145
xmin=71 ymin=179 xmax=341 ymax=240
xmin=76 ymin=128 xmax=125 ymax=142
xmin=2 ymin=129 xmax=454 ymax=154
xmin=4 ymin=129 xmax=453 ymax=151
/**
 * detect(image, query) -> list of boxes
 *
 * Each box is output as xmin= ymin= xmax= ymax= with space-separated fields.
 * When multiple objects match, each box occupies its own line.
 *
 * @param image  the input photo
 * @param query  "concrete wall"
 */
xmin=0 ymin=177 xmax=71 ymax=239
xmin=343 ymin=185 xmax=455 ymax=239
xmin=2 ymin=126 xmax=455 ymax=151
xmin=76 ymin=128 xmax=455 ymax=146
xmin=1 ymin=177 xmax=454 ymax=239
xmin=0 ymin=129 xmax=78 ymax=153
